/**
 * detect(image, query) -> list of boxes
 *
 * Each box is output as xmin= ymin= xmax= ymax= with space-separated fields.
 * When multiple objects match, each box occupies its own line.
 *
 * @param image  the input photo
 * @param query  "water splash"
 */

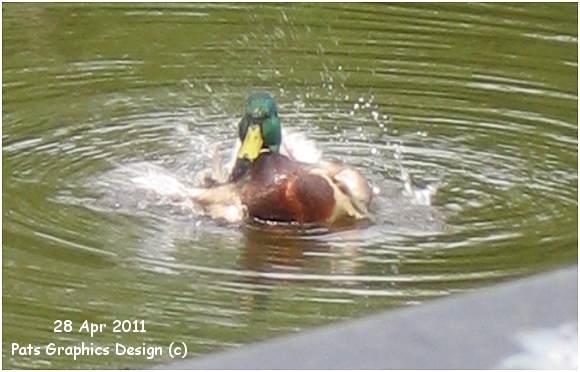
xmin=91 ymin=162 xmax=196 ymax=216
xmin=82 ymin=126 xmax=441 ymax=233
xmin=394 ymin=144 xmax=439 ymax=206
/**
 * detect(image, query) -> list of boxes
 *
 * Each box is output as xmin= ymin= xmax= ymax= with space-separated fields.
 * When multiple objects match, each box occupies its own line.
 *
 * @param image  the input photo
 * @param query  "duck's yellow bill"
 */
xmin=238 ymin=124 xmax=263 ymax=161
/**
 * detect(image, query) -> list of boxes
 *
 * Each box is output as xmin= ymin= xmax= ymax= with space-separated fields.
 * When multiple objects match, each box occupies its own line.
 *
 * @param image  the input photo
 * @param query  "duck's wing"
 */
xmin=311 ymin=160 xmax=373 ymax=215
xmin=188 ymin=182 xmax=246 ymax=223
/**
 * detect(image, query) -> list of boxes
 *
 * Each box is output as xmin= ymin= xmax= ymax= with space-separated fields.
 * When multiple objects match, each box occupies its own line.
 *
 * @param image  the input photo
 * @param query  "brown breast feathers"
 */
xmin=240 ymin=153 xmax=335 ymax=223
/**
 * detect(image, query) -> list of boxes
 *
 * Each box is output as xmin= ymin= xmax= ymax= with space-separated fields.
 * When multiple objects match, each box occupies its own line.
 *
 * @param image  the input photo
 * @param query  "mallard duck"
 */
xmin=189 ymin=92 xmax=372 ymax=226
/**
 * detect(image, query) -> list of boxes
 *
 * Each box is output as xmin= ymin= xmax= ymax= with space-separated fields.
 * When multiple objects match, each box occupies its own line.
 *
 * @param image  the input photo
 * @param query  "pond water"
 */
xmin=3 ymin=3 xmax=577 ymax=369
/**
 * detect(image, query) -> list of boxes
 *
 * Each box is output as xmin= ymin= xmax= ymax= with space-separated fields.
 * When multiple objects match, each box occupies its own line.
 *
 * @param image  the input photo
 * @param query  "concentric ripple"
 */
xmin=3 ymin=3 xmax=577 ymax=369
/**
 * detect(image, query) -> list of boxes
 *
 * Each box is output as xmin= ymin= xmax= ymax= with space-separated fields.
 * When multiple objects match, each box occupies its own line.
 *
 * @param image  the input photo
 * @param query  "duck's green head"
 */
xmin=237 ymin=91 xmax=282 ymax=162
